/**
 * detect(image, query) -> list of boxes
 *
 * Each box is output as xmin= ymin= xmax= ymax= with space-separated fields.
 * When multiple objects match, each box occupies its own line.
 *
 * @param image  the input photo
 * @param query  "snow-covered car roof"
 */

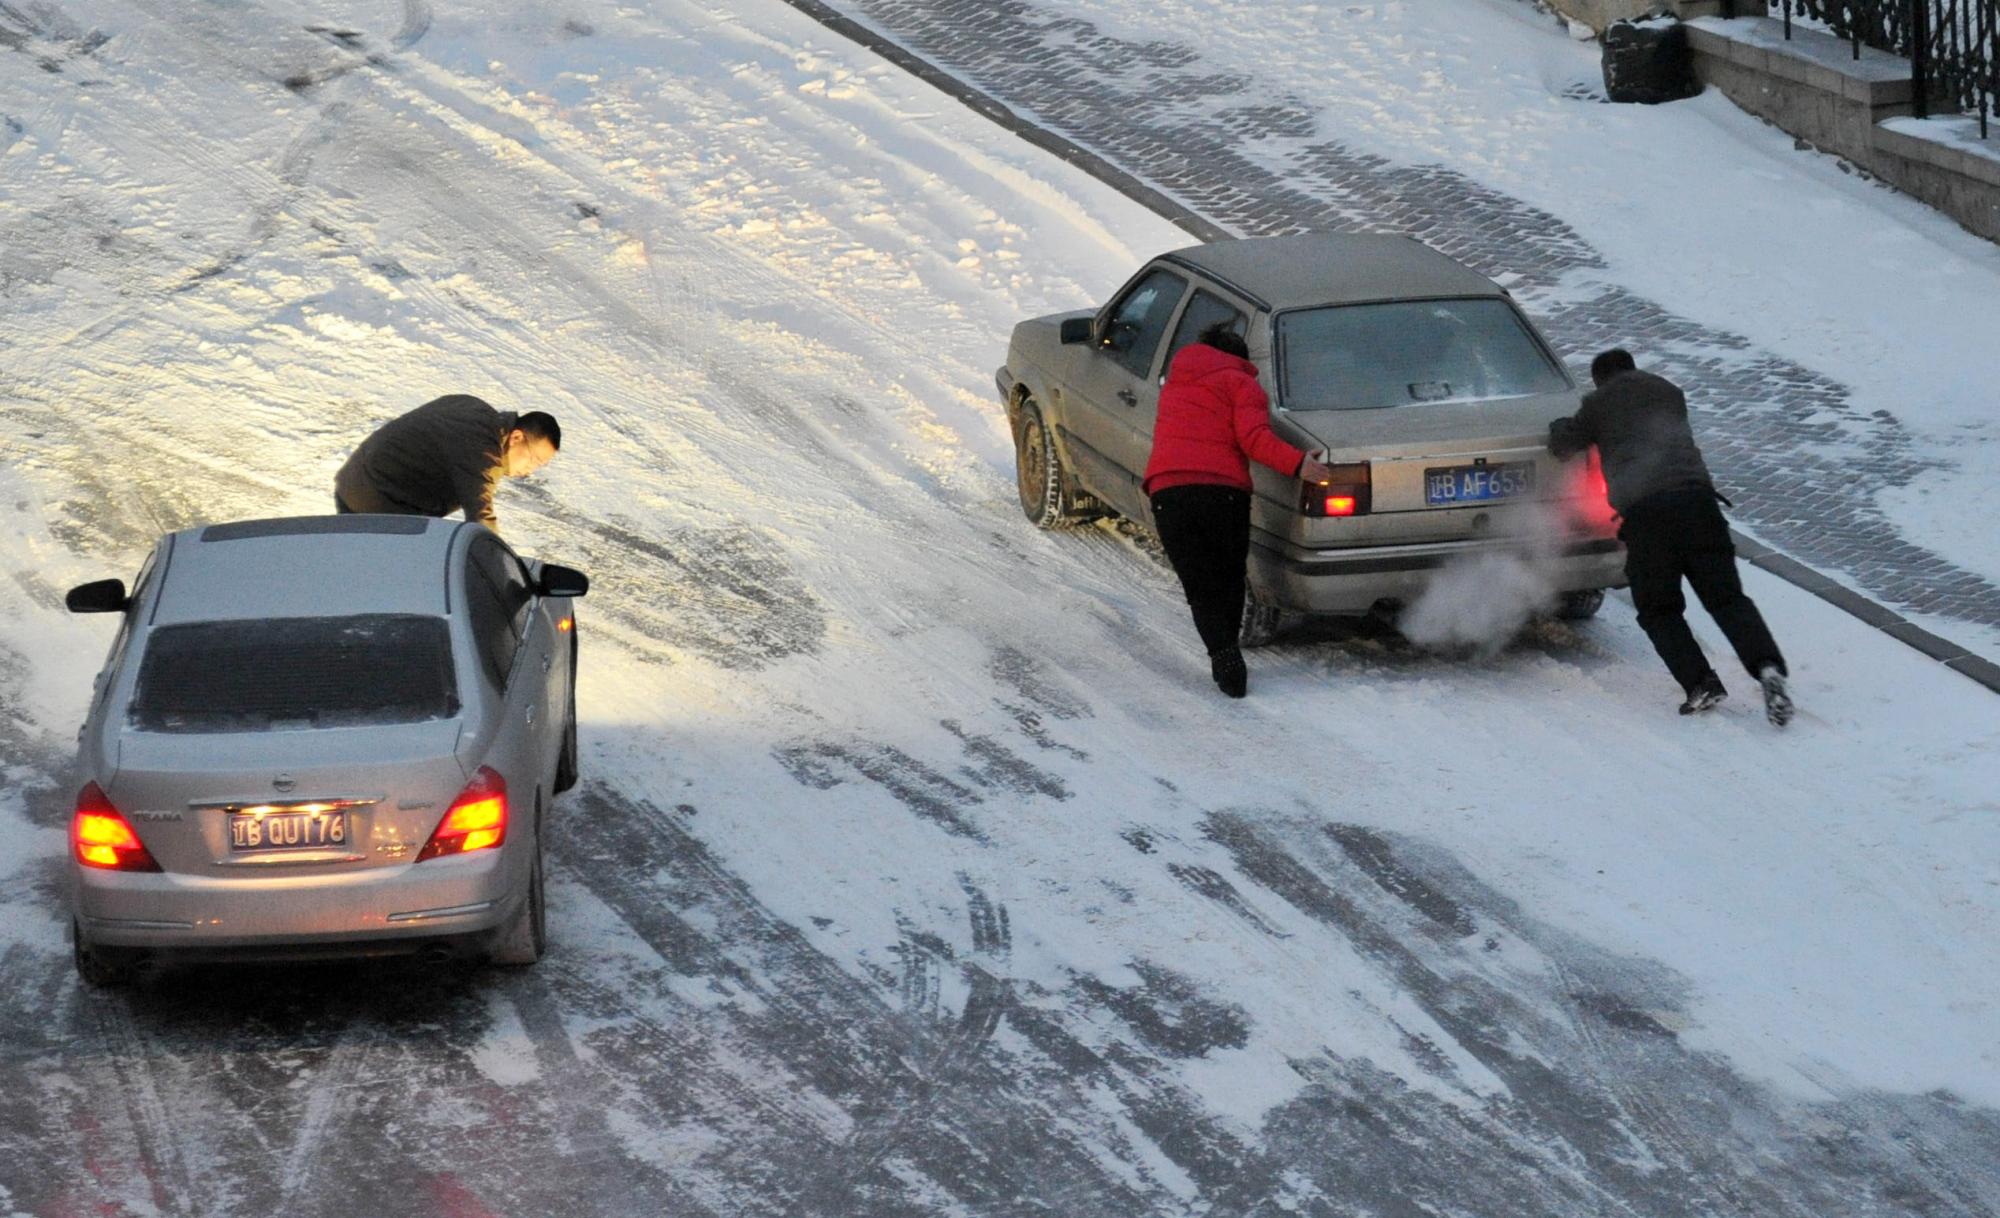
xmin=1159 ymin=233 xmax=1506 ymax=312
xmin=149 ymin=515 xmax=463 ymax=625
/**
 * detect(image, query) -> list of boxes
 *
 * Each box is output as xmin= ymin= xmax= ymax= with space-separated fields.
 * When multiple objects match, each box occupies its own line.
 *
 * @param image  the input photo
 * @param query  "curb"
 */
xmin=1730 ymin=530 xmax=2000 ymax=690
xmin=776 ymin=0 xmax=2000 ymax=697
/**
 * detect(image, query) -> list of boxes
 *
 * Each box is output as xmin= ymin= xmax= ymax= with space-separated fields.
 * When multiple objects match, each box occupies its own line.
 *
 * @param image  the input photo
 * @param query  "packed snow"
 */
xmin=1 ymin=0 xmax=1995 ymax=1211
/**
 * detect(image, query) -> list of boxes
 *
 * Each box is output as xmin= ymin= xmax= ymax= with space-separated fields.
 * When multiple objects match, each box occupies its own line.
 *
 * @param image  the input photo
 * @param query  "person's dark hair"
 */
xmin=1590 ymin=348 xmax=1637 ymax=386
xmin=1198 ymin=323 xmax=1249 ymax=360
xmin=515 ymin=410 xmax=562 ymax=450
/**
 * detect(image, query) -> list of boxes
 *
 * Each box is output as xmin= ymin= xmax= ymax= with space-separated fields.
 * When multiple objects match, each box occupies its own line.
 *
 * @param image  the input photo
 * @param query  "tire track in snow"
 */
xmin=478 ymin=964 xmax=723 ymax=1217
xmin=74 ymin=989 xmax=215 ymax=1217
xmin=1198 ymin=811 xmax=2000 ymax=1215
xmin=19 ymin=951 xmax=709 ymax=1218
xmin=823 ymin=878 xmax=1016 ymax=1202
xmin=547 ymin=781 xmax=1230 ymax=1213
xmin=272 ymin=1017 xmax=378 ymax=1214
xmin=390 ymin=0 xmax=430 ymax=50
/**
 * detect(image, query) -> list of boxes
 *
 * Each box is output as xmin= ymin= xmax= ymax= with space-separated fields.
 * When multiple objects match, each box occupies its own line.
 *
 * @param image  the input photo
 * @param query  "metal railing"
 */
xmin=1772 ymin=0 xmax=1998 ymax=135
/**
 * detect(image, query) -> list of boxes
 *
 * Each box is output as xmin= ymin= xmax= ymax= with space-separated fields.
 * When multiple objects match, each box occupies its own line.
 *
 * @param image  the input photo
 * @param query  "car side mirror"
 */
xmin=1059 ymin=316 xmax=1093 ymax=345
xmin=536 ymin=564 xmax=590 ymax=598
xmin=65 ymin=578 xmax=130 ymax=614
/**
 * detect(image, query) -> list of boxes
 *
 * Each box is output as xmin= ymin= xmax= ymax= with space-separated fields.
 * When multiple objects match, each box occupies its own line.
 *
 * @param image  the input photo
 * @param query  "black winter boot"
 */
xmin=1758 ymin=665 xmax=1794 ymax=727
xmin=1210 ymin=647 xmax=1248 ymax=698
xmin=1678 ymin=673 xmax=1727 ymax=715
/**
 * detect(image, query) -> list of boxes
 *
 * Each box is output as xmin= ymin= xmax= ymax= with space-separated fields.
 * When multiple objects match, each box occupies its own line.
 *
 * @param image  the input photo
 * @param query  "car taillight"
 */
xmin=73 ymin=782 xmax=161 ymax=872
xmin=1569 ymin=449 xmax=1617 ymax=533
xmin=1301 ymin=462 xmax=1371 ymax=517
xmin=417 ymin=766 xmax=507 ymax=862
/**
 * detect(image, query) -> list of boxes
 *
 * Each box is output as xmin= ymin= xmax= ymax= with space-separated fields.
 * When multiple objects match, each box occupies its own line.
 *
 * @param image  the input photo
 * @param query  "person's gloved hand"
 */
xmin=1548 ymin=417 xmax=1585 ymax=459
xmin=1298 ymin=457 xmax=1337 ymax=485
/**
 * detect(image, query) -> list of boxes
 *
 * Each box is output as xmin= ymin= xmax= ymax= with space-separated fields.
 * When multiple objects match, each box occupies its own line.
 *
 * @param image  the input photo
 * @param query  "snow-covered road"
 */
xmin=1 ymin=0 xmax=1996 ymax=1213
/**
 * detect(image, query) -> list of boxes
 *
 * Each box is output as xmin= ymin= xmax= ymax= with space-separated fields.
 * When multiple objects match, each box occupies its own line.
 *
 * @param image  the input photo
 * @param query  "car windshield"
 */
xmin=1275 ymin=298 xmax=1570 ymax=411
xmin=130 ymin=614 xmax=458 ymax=733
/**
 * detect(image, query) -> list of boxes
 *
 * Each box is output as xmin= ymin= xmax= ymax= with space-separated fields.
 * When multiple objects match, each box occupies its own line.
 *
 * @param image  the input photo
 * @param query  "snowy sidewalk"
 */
xmin=796 ymin=0 xmax=2000 ymax=665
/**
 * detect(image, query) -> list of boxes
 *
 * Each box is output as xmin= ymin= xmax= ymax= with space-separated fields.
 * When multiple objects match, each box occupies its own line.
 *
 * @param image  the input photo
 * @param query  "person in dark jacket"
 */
xmin=1144 ymin=325 xmax=1334 ymax=698
xmin=335 ymin=395 xmax=560 ymax=535
xmin=1549 ymin=349 xmax=1793 ymax=725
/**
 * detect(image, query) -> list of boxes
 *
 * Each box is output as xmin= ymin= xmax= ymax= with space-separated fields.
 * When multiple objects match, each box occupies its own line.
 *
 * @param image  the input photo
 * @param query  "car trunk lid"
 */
xmin=105 ymin=722 xmax=469 ymax=875
xmin=1280 ymin=391 xmax=1611 ymax=542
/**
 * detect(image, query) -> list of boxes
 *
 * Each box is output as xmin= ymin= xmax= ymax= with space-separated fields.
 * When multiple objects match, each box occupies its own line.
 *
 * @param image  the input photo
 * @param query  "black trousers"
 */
xmin=1150 ymin=484 xmax=1251 ymax=656
xmin=1620 ymin=486 xmax=1785 ymax=692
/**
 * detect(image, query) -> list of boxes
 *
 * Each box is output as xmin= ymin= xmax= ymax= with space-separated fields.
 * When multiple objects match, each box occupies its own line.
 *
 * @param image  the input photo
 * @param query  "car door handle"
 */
xmin=1117 ymin=389 xmax=1138 ymax=407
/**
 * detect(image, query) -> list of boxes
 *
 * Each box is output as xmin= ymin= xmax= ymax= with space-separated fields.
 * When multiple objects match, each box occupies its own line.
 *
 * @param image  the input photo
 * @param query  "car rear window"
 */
xmin=130 ymin=615 xmax=458 ymax=733
xmin=1276 ymin=298 xmax=1571 ymax=411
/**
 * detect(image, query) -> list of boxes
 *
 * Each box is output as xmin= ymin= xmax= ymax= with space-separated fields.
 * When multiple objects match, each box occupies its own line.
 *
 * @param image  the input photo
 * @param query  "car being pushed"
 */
xmin=995 ymin=233 xmax=1623 ymax=642
xmin=63 ymin=514 xmax=588 ymax=985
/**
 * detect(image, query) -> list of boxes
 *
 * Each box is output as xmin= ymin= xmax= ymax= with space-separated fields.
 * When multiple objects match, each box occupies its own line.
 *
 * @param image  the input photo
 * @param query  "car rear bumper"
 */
xmin=72 ymin=849 xmax=521 ymax=951
xmin=1252 ymin=534 xmax=1627 ymax=615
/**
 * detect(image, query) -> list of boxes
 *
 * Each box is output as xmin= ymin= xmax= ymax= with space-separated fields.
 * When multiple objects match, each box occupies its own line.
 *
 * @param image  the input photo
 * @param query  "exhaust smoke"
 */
xmin=1398 ymin=501 xmax=1573 ymax=654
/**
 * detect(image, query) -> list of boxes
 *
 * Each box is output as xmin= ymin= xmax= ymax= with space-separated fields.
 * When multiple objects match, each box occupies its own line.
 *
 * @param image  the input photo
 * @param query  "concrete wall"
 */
xmin=1683 ymin=18 xmax=2000 ymax=245
xmin=1685 ymin=20 xmax=1915 ymax=164
xmin=1547 ymin=0 xmax=1732 ymax=35
xmin=1872 ymin=121 xmax=2000 ymax=243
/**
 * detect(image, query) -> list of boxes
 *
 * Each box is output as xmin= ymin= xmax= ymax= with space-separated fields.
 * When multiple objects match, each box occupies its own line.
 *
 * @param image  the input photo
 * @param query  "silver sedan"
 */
xmin=63 ymin=514 xmax=587 ymax=984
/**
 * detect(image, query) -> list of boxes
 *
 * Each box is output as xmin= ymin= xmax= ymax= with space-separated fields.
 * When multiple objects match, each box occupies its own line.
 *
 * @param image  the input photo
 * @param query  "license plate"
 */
xmin=229 ymin=808 xmax=348 ymax=852
xmin=1424 ymin=461 xmax=1535 ymax=506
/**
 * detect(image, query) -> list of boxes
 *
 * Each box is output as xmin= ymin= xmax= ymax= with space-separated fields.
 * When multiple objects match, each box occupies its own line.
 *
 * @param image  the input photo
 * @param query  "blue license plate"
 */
xmin=1424 ymin=462 xmax=1535 ymax=506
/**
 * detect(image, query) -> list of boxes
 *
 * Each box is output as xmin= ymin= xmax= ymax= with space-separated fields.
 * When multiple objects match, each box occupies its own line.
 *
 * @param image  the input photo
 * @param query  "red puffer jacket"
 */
xmin=1143 ymin=343 xmax=1306 ymax=495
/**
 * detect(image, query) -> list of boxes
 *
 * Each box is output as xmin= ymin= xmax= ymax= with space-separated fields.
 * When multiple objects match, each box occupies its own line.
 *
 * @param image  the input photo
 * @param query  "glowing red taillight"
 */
xmin=1569 ymin=448 xmax=1617 ymax=534
xmin=72 ymin=782 xmax=162 ymax=872
xmin=416 ymin=766 xmax=508 ymax=862
xmin=1300 ymin=462 xmax=1372 ymax=517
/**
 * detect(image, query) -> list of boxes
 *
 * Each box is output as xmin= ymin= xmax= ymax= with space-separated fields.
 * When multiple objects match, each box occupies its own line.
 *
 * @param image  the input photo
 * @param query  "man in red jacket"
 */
xmin=1144 ymin=325 xmax=1333 ymax=697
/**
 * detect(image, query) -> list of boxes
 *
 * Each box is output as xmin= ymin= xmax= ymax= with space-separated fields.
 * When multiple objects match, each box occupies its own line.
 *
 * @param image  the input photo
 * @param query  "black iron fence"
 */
xmin=1771 ymin=0 xmax=1999 ymax=135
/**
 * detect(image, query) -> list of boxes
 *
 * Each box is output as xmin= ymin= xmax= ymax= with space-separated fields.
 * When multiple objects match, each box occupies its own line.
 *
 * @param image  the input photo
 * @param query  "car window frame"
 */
xmin=95 ymin=548 xmax=161 ymax=717
xmin=1160 ymin=285 xmax=1252 ymax=382
xmin=464 ymin=533 xmax=534 ymax=691
xmin=1268 ymin=294 xmax=1574 ymax=412
xmin=1095 ymin=264 xmax=1189 ymax=381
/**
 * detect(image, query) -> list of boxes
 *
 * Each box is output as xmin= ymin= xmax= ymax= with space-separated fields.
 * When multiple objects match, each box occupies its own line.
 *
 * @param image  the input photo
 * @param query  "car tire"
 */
xmin=1556 ymin=588 xmax=1606 ymax=621
xmin=489 ymin=839 xmax=547 ymax=967
xmin=553 ymin=638 xmax=578 ymax=795
xmin=73 ymin=920 xmax=138 ymax=989
xmin=1014 ymin=399 xmax=1088 ymax=529
xmin=1239 ymin=581 xmax=1286 ymax=649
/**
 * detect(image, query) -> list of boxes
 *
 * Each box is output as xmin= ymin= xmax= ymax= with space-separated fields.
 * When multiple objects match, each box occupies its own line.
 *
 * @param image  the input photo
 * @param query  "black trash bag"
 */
xmin=1602 ymin=18 xmax=1701 ymax=104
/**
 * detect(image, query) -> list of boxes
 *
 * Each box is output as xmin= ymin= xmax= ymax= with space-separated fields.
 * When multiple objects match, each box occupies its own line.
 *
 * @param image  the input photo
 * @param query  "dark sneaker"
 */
xmin=1210 ymin=647 xmax=1248 ymax=699
xmin=1758 ymin=666 xmax=1794 ymax=728
xmin=1678 ymin=674 xmax=1727 ymax=715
